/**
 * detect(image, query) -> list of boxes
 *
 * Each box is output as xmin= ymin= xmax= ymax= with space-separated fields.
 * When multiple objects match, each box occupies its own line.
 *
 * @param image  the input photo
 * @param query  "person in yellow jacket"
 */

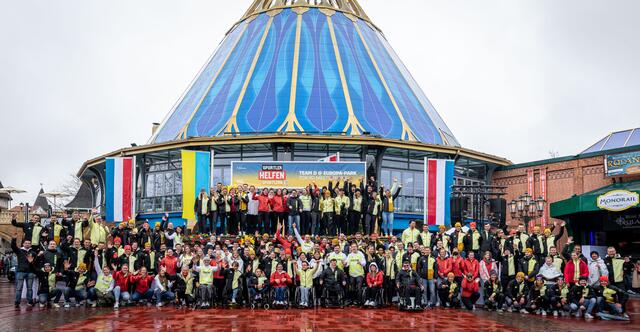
xmin=89 ymin=249 xmax=115 ymax=307
xmin=320 ymin=191 xmax=336 ymax=236
xmin=89 ymin=214 xmax=110 ymax=246
xmin=345 ymin=243 xmax=366 ymax=305
xmin=294 ymin=260 xmax=319 ymax=307
xmin=401 ymin=221 xmax=420 ymax=246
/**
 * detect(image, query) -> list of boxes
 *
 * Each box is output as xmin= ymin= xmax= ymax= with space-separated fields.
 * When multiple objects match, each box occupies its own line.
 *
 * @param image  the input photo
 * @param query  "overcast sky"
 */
xmin=1 ymin=0 xmax=639 ymax=205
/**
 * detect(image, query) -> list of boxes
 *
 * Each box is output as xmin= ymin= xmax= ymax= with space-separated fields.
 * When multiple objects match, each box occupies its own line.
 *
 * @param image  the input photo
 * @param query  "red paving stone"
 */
xmin=47 ymin=307 xmax=524 ymax=332
xmin=1 ymin=280 xmax=639 ymax=332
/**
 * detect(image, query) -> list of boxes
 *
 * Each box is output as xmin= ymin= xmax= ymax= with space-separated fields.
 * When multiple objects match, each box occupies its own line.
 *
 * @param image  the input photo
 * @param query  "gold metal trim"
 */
xmin=218 ymin=14 xmax=276 ymax=136
xmin=353 ymin=21 xmax=417 ymax=141
xmin=236 ymin=0 xmax=378 ymax=33
xmin=176 ymin=21 xmax=251 ymax=140
xmin=326 ymin=13 xmax=364 ymax=136
xmin=277 ymin=8 xmax=308 ymax=133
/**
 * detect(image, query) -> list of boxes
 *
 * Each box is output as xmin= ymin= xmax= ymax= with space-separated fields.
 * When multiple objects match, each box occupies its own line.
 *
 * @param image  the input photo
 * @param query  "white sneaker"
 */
xmin=520 ymin=309 xmax=528 ymax=314
xmin=64 ymin=303 xmax=70 ymax=308
xmin=585 ymin=313 xmax=594 ymax=319
xmin=472 ymin=305 xmax=476 ymax=311
xmin=541 ymin=310 xmax=547 ymax=316
xmin=53 ymin=303 xmax=60 ymax=308
xmin=231 ymin=299 xmax=236 ymax=304
xmin=114 ymin=302 xmax=119 ymax=309
xmin=553 ymin=310 xmax=558 ymax=317
xmin=157 ymin=302 xmax=163 ymax=308
xmin=91 ymin=303 xmax=97 ymax=308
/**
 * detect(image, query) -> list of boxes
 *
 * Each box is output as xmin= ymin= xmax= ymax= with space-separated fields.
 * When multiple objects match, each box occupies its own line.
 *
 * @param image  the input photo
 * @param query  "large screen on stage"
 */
xmin=230 ymin=161 xmax=367 ymax=188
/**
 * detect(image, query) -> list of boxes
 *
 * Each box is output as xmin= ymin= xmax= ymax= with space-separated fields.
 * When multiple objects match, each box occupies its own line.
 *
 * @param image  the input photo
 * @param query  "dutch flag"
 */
xmin=105 ymin=157 xmax=136 ymax=222
xmin=424 ymin=159 xmax=454 ymax=227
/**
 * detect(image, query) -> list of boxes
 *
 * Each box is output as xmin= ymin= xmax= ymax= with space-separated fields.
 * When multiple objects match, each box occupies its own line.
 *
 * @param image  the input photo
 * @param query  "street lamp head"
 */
xmin=509 ymin=200 xmax=517 ymax=214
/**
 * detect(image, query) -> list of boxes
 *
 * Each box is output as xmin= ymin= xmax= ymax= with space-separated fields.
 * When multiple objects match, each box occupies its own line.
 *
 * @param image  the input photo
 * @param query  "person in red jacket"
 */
xmin=252 ymin=188 xmax=272 ymax=235
xmin=112 ymin=264 xmax=132 ymax=309
xmin=462 ymin=251 xmax=479 ymax=280
xmin=461 ymin=273 xmax=481 ymax=310
xmin=130 ymin=266 xmax=155 ymax=304
xmin=270 ymin=263 xmax=292 ymax=305
xmin=364 ymin=263 xmax=383 ymax=306
xmin=270 ymin=189 xmax=285 ymax=235
xmin=451 ymin=249 xmax=464 ymax=283
xmin=159 ymin=249 xmax=178 ymax=276
xmin=436 ymin=249 xmax=452 ymax=283
xmin=564 ymin=251 xmax=589 ymax=285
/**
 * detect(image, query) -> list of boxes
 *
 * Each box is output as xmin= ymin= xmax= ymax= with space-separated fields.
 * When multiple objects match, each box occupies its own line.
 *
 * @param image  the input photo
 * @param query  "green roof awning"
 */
xmin=550 ymin=181 xmax=640 ymax=218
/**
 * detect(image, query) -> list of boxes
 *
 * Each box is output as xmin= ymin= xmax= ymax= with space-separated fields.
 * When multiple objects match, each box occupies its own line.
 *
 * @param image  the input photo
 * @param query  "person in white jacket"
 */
xmin=588 ymin=251 xmax=608 ymax=286
xmin=153 ymin=266 xmax=175 ymax=307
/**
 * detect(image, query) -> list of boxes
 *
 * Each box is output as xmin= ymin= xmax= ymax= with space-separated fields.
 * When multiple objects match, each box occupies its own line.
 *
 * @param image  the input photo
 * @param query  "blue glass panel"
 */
xmin=240 ymin=9 xmax=297 ymax=132
xmin=373 ymin=26 xmax=459 ymax=146
xmin=602 ymin=131 xmax=631 ymax=151
xmin=189 ymin=14 xmax=270 ymax=137
xmin=331 ymin=13 xmax=398 ymax=137
xmin=582 ymin=137 xmax=608 ymax=153
xmin=298 ymin=9 xmax=344 ymax=132
xmin=356 ymin=20 xmax=441 ymax=144
xmin=626 ymin=129 xmax=640 ymax=147
xmin=154 ymin=20 xmax=248 ymax=143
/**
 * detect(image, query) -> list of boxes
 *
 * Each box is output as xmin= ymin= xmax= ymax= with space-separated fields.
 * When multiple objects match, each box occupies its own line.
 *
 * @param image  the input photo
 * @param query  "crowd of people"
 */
xmin=8 ymin=178 xmax=638 ymax=322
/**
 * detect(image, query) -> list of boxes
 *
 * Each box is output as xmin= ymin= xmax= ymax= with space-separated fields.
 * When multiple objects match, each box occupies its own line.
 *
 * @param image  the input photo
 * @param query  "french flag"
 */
xmin=105 ymin=157 xmax=136 ymax=222
xmin=424 ymin=159 xmax=454 ymax=227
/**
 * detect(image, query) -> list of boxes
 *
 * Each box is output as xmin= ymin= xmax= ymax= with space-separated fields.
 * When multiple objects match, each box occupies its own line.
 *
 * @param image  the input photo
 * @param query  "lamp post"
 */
xmin=508 ymin=193 xmax=546 ymax=232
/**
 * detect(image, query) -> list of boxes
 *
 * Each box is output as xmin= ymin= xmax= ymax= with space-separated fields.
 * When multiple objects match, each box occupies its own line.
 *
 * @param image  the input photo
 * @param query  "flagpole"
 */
xmin=424 ymin=157 xmax=428 ymax=228
xmin=132 ymin=156 xmax=137 ymax=221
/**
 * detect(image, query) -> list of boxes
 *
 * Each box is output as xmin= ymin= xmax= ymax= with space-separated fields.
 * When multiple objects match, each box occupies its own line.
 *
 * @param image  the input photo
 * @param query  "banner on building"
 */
xmin=105 ymin=157 xmax=136 ymax=222
xmin=527 ymin=168 xmax=535 ymax=230
xmin=605 ymin=151 xmax=640 ymax=177
xmin=181 ymin=150 xmax=211 ymax=220
xmin=540 ymin=168 xmax=548 ymax=228
xmin=424 ymin=159 xmax=454 ymax=227
xmin=230 ymin=161 xmax=366 ymax=188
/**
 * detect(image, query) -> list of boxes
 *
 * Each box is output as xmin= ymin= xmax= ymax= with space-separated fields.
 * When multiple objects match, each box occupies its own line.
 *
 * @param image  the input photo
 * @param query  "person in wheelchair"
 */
xmin=193 ymin=256 xmax=218 ymax=308
xmin=270 ymin=263 xmax=292 ymax=306
xmin=320 ymin=259 xmax=346 ymax=307
xmin=396 ymin=260 xmax=424 ymax=310
xmin=345 ymin=244 xmax=366 ymax=306
xmin=248 ymin=268 xmax=270 ymax=306
xmin=222 ymin=261 xmax=242 ymax=305
xmin=294 ymin=260 xmax=318 ymax=307
xmin=364 ymin=263 xmax=383 ymax=307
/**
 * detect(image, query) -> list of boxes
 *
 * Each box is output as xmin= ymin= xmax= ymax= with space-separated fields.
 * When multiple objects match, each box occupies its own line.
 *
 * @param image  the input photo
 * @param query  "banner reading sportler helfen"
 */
xmin=231 ymin=161 xmax=367 ymax=188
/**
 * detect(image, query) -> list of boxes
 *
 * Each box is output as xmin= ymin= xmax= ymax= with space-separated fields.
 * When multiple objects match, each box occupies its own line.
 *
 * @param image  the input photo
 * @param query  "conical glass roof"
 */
xmin=151 ymin=0 xmax=460 ymax=146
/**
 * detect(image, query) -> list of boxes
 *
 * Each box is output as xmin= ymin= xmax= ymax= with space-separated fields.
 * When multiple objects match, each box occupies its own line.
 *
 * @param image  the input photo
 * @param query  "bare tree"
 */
xmin=54 ymin=174 xmax=82 ymax=206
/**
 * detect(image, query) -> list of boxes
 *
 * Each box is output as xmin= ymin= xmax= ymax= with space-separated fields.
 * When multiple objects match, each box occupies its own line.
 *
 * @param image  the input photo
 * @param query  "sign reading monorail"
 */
xmin=231 ymin=161 xmax=367 ymax=188
xmin=605 ymin=151 xmax=640 ymax=177
xmin=597 ymin=190 xmax=639 ymax=212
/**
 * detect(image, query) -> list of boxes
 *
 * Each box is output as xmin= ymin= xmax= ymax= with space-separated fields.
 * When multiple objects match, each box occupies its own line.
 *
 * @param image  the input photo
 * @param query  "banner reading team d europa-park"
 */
xmin=231 ymin=161 xmax=367 ymax=188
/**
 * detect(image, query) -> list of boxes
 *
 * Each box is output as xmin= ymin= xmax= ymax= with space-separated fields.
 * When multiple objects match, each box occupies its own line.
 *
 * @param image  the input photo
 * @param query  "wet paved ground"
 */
xmin=1 ymin=280 xmax=639 ymax=332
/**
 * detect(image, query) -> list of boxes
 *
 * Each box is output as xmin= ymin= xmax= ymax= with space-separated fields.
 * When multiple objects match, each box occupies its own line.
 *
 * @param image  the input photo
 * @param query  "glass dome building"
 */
xmin=77 ymin=0 xmax=510 ymax=227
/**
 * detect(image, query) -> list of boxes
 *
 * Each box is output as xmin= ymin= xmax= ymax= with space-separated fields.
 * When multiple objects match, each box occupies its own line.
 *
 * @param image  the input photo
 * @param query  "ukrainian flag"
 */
xmin=181 ymin=150 xmax=211 ymax=220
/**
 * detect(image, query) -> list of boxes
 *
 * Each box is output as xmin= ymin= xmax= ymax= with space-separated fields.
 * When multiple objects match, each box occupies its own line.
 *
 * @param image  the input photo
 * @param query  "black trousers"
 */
xmin=349 ymin=211 xmax=361 ymax=235
xmin=228 ymin=211 xmax=239 ymax=235
xmin=246 ymin=214 xmax=257 ymax=234
xmin=462 ymin=292 xmax=480 ymax=310
xmin=438 ymin=289 xmax=460 ymax=308
xmin=208 ymin=212 xmax=218 ymax=234
xmin=258 ymin=212 xmax=269 ymax=234
xmin=217 ymin=213 xmax=227 ymax=235
xmin=301 ymin=211 xmax=311 ymax=235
